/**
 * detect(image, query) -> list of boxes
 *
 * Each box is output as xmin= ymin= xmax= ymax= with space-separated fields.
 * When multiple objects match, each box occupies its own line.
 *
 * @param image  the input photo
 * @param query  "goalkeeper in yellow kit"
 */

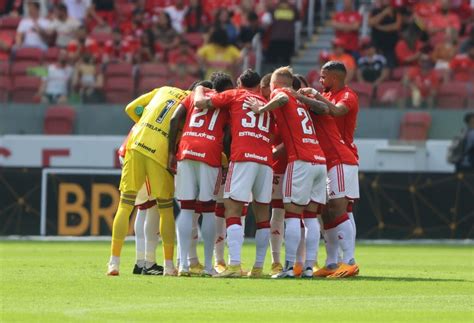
xmin=107 ymin=86 xmax=189 ymax=276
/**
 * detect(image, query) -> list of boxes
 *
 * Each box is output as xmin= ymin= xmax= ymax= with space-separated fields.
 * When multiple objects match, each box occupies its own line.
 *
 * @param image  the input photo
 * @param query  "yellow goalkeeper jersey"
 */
xmin=125 ymin=86 xmax=189 ymax=168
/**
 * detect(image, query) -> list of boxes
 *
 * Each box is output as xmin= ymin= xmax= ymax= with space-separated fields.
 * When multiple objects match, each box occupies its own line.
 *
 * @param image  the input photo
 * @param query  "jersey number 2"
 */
xmin=297 ymin=107 xmax=315 ymax=135
xmin=189 ymin=109 xmax=220 ymax=131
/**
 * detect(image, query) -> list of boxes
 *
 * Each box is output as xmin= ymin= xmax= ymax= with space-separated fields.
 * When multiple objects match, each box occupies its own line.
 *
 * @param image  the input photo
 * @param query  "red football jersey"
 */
xmin=310 ymin=112 xmax=358 ymax=170
xmin=177 ymin=90 xmax=230 ymax=167
xmin=271 ymin=88 xmax=326 ymax=164
xmin=210 ymin=89 xmax=273 ymax=166
xmin=323 ymin=86 xmax=359 ymax=160
xmin=332 ymin=11 xmax=362 ymax=52
xmin=272 ymin=126 xmax=288 ymax=174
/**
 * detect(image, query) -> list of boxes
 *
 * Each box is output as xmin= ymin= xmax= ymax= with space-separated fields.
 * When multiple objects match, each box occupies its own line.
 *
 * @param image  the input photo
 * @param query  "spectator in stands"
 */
xmin=0 ymin=32 xmax=13 ymax=61
xmin=426 ymin=0 xmax=461 ymax=46
xmin=88 ymin=0 xmax=115 ymax=27
xmin=134 ymin=32 xmax=154 ymax=64
xmin=238 ymin=12 xmax=263 ymax=49
xmin=38 ymin=49 xmax=73 ymax=104
xmin=72 ymin=52 xmax=103 ymax=103
xmin=213 ymin=8 xmax=238 ymax=45
xmin=50 ymin=3 xmax=81 ymax=48
xmin=450 ymin=44 xmax=474 ymax=82
xmin=67 ymin=25 xmax=99 ymax=63
xmin=103 ymin=28 xmax=133 ymax=64
xmin=457 ymin=112 xmax=474 ymax=171
xmin=197 ymin=28 xmax=241 ymax=79
xmin=63 ymin=0 xmax=91 ymax=22
xmin=15 ymin=1 xmax=52 ymax=50
xmin=151 ymin=11 xmax=179 ymax=60
xmin=165 ymin=0 xmax=187 ymax=34
xmin=329 ymin=37 xmax=356 ymax=82
xmin=266 ymin=0 xmax=299 ymax=65
xmin=404 ymin=53 xmax=440 ymax=109
xmin=169 ymin=38 xmax=200 ymax=77
xmin=368 ymin=0 xmax=401 ymax=68
xmin=184 ymin=0 xmax=210 ymax=33
xmin=431 ymin=31 xmax=457 ymax=81
xmin=395 ymin=25 xmax=423 ymax=66
xmin=460 ymin=27 xmax=474 ymax=54
xmin=331 ymin=0 xmax=362 ymax=57
xmin=357 ymin=41 xmax=389 ymax=87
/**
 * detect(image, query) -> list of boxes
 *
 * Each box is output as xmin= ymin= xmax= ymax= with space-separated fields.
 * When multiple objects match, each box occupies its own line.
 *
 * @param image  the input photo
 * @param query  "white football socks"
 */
xmin=270 ymin=208 xmax=284 ymax=264
xmin=214 ymin=216 xmax=226 ymax=264
xmin=254 ymin=227 xmax=270 ymax=268
xmin=188 ymin=212 xmax=200 ymax=266
xmin=325 ymin=216 xmax=354 ymax=265
xmin=303 ymin=218 xmax=320 ymax=269
xmin=296 ymin=225 xmax=305 ymax=264
xmin=201 ymin=212 xmax=216 ymax=272
xmin=284 ymin=218 xmax=301 ymax=267
xmin=176 ymin=209 xmax=194 ymax=271
xmin=134 ymin=209 xmax=146 ymax=267
xmin=227 ymin=224 xmax=244 ymax=266
xmin=144 ymin=206 xmax=160 ymax=268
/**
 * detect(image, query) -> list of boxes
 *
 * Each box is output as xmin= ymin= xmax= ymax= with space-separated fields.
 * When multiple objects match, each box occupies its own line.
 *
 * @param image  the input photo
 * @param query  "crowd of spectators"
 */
xmin=316 ymin=0 xmax=473 ymax=109
xmin=0 ymin=0 xmax=301 ymax=104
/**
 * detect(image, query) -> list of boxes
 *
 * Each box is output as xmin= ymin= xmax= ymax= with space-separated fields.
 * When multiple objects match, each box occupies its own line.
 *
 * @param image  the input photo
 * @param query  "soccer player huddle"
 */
xmin=107 ymin=61 xmax=360 ymax=279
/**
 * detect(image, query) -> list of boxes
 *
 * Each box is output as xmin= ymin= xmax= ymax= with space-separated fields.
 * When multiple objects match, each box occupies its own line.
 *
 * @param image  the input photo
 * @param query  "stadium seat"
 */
xmin=349 ymin=82 xmax=373 ymax=108
xmin=104 ymin=77 xmax=135 ymax=103
xmin=44 ymin=105 xmax=76 ymax=135
xmin=306 ymin=69 xmax=320 ymax=89
xmin=0 ymin=62 xmax=9 ymax=75
xmin=0 ymin=16 xmax=21 ymax=31
xmin=44 ymin=47 xmax=60 ymax=63
xmin=172 ymin=75 xmax=199 ymax=90
xmin=14 ymin=47 xmax=43 ymax=63
xmin=105 ymin=62 xmax=133 ymax=78
xmin=116 ymin=3 xmax=135 ymax=18
xmin=138 ymin=63 xmax=169 ymax=78
xmin=375 ymin=81 xmax=406 ymax=106
xmin=185 ymin=33 xmax=204 ymax=48
xmin=137 ymin=77 xmax=169 ymax=94
xmin=0 ymin=76 xmax=11 ymax=102
xmin=11 ymin=76 xmax=42 ymax=103
xmin=90 ymin=31 xmax=113 ymax=45
xmin=436 ymin=82 xmax=468 ymax=109
xmin=399 ymin=112 xmax=432 ymax=141
xmin=390 ymin=67 xmax=405 ymax=81
xmin=11 ymin=61 xmax=40 ymax=76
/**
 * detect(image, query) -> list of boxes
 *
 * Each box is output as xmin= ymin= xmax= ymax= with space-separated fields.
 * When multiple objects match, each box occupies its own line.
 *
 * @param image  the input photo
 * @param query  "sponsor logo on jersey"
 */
xmin=135 ymin=141 xmax=156 ymax=154
xmin=314 ymin=155 xmax=326 ymax=161
xmin=183 ymin=131 xmax=216 ymax=141
xmin=244 ymin=153 xmax=268 ymax=161
xmin=303 ymin=138 xmax=319 ymax=144
xmin=183 ymin=149 xmax=206 ymax=158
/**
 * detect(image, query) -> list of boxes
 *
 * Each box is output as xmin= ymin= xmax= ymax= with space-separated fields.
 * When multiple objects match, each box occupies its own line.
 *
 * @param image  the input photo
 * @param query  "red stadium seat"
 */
xmin=44 ymin=105 xmax=76 ymax=135
xmin=11 ymin=61 xmax=40 ymax=76
xmin=0 ymin=76 xmax=11 ymax=102
xmin=399 ymin=112 xmax=432 ymax=141
xmin=105 ymin=62 xmax=133 ymax=78
xmin=375 ymin=81 xmax=406 ymax=106
xmin=0 ymin=62 xmax=9 ymax=75
xmin=11 ymin=76 xmax=42 ymax=103
xmin=116 ymin=3 xmax=135 ymax=18
xmin=14 ymin=47 xmax=44 ymax=63
xmin=436 ymin=82 xmax=468 ymax=109
xmin=172 ymin=75 xmax=198 ymax=90
xmin=390 ymin=67 xmax=405 ymax=81
xmin=105 ymin=77 xmax=135 ymax=103
xmin=184 ymin=33 xmax=204 ymax=48
xmin=44 ymin=47 xmax=60 ymax=63
xmin=138 ymin=63 xmax=169 ymax=77
xmin=90 ymin=31 xmax=113 ymax=45
xmin=137 ymin=77 xmax=169 ymax=94
xmin=0 ymin=16 xmax=21 ymax=31
xmin=349 ymin=82 xmax=373 ymax=108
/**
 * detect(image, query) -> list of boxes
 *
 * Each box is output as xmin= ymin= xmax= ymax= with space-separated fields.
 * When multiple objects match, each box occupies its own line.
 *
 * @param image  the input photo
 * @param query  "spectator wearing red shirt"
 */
xmin=426 ymin=0 xmax=461 ymax=46
xmin=151 ymin=11 xmax=179 ymax=61
xmin=184 ymin=0 xmax=211 ymax=33
xmin=450 ymin=45 xmax=474 ymax=82
xmin=331 ymin=0 xmax=362 ymax=54
xmin=67 ymin=25 xmax=100 ymax=63
xmin=404 ymin=54 xmax=441 ymax=108
xmin=0 ymin=32 xmax=13 ymax=61
xmin=168 ymin=38 xmax=200 ymax=77
xmin=103 ymin=28 xmax=133 ymax=64
xmin=133 ymin=32 xmax=154 ymax=64
xmin=395 ymin=26 xmax=424 ymax=66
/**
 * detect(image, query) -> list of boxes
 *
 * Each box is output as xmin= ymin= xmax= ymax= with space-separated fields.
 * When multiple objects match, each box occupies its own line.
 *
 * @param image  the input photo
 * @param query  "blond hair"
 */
xmin=271 ymin=66 xmax=294 ymax=87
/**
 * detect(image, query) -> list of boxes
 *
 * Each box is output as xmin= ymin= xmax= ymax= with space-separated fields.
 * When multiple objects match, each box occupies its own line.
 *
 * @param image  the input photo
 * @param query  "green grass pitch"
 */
xmin=1 ymin=241 xmax=473 ymax=322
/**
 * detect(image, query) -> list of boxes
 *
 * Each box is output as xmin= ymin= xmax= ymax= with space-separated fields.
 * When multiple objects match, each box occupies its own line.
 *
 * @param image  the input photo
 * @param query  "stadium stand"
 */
xmin=43 ymin=104 xmax=76 ymax=135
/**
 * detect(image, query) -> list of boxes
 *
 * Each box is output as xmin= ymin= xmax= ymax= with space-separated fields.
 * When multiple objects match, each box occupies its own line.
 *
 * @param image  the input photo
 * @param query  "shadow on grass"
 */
xmin=350 ymin=276 xmax=472 ymax=283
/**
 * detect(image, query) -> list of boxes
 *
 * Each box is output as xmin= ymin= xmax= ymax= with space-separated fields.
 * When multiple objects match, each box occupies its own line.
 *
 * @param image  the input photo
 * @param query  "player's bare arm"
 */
xmin=299 ymin=87 xmax=348 ymax=117
xmin=251 ymin=92 xmax=289 ymax=114
xmin=289 ymin=88 xmax=329 ymax=115
xmin=272 ymin=142 xmax=286 ymax=160
xmin=124 ymin=88 xmax=158 ymax=122
xmin=193 ymin=85 xmax=214 ymax=110
xmin=167 ymin=104 xmax=187 ymax=174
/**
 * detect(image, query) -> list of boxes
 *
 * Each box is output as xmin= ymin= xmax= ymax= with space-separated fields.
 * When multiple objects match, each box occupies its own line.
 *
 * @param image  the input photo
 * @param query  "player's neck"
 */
xmin=332 ymin=83 xmax=346 ymax=93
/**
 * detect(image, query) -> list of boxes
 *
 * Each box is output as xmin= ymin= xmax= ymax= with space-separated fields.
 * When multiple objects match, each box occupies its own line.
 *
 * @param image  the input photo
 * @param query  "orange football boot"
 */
xmin=327 ymin=263 xmax=359 ymax=278
xmin=314 ymin=265 xmax=338 ymax=277
xmin=293 ymin=263 xmax=303 ymax=277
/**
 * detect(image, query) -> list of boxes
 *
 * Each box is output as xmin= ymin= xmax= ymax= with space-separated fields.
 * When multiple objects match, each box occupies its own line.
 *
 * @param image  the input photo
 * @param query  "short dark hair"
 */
xmin=188 ymin=80 xmax=213 ymax=91
xmin=247 ymin=12 xmax=258 ymax=22
xmin=321 ymin=61 xmax=347 ymax=75
xmin=292 ymin=74 xmax=308 ymax=90
xmin=238 ymin=69 xmax=261 ymax=88
xmin=209 ymin=28 xmax=229 ymax=47
xmin=57 ymin=3 xmax=67 ymax=12
xmin=211 ymin=72 xmax=234 ymax=92
xmin=29 ymin=1 xmax=40 ymax=10
xmin=464 ymin=112 xmax=474 ymax=124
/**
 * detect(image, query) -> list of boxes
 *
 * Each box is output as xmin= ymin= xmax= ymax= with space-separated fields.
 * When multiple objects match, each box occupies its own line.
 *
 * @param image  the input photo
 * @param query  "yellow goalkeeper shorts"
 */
xmin=119 ymin=149 xmax=174 ymax=200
